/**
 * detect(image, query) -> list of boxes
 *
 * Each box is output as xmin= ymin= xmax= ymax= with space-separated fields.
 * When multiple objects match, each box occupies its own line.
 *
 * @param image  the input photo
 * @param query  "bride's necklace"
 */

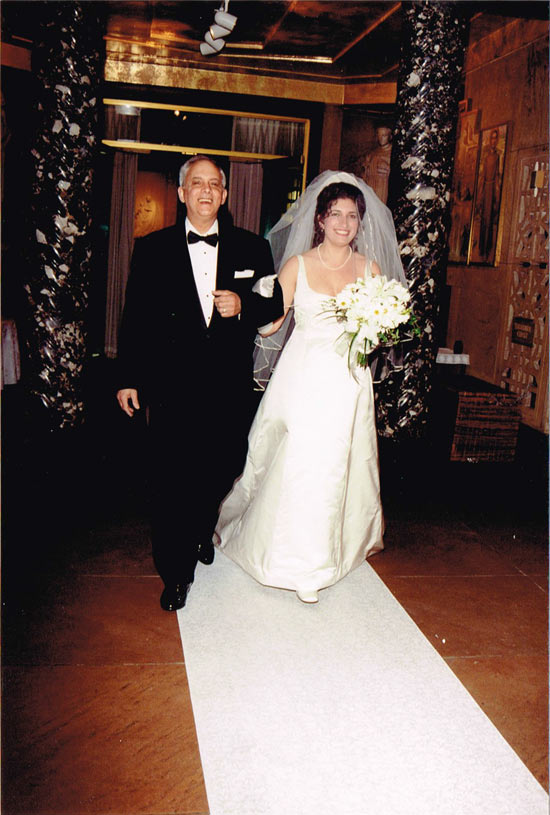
xmin=317 ymin=243 xmax=352 ymax=270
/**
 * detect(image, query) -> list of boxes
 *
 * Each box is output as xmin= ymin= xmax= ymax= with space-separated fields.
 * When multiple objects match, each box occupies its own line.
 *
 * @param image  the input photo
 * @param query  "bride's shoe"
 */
xmin=296 ymin=589 xmax=319 ymax=604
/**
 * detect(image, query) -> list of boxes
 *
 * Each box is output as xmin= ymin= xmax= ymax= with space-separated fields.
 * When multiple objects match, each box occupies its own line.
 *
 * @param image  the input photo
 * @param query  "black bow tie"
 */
xmin=188 ymin=231 xmax=218 ymax=247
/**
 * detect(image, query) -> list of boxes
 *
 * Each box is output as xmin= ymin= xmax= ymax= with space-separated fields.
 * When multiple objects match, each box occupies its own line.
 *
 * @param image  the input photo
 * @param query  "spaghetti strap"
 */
xmin=295 ymin=254 xmax=307 ymax=294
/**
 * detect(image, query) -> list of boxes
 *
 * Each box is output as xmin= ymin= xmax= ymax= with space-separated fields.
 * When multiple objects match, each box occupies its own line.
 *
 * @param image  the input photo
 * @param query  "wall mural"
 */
xmin=134 ymin=171 xmax=178 ymax=238
xmin=448 ymin=107 xmax=480 ymax=263
xmin=469 ymin=123 xmax=509 ymax=265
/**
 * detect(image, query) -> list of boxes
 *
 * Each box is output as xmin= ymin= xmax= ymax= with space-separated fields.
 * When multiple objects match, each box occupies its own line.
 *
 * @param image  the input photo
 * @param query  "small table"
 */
xmin=436 ymin=347 xmax=470 ymax=378
xmin=436 ymin=374 xmax=521 ymax=463
xmin=436 ymin=348 xmax=471 ymax=366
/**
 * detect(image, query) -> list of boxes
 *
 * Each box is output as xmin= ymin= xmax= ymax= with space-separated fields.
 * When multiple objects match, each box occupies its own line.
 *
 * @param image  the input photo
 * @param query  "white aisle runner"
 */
xmin=178 ymin=555 xmax=548 ymax=815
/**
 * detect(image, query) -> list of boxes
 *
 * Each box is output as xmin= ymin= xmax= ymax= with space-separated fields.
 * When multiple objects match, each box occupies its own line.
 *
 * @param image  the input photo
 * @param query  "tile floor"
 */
xmin=2 ymin=380 xmax=548 ymax=814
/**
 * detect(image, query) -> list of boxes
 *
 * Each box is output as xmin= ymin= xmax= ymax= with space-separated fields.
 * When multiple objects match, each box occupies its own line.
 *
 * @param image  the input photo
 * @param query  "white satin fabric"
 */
xmin=215 ymin=255 xmax=384 ymax=593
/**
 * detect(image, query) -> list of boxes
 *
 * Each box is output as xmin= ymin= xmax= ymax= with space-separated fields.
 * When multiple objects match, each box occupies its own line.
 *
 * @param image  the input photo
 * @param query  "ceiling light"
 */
xmin=209 ymin=23 xmax=232 ymax=39
xmin=213 ymin=10 xmax=237 ymax=33
xmin=200 ymin=1 xmax=237 ymax=56
xmin=200 ymin=30 xmax=225 ymax=55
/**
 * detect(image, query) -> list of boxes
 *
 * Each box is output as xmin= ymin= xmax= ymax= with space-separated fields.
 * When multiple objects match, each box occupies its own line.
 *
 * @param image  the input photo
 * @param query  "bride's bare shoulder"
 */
xmin=298 ymin=248 xmax=318 ymax=271
xmin=279 ymin=254 xmax=300 ymax=282
xmin=302 ymin=247 xmax=317 ymax=260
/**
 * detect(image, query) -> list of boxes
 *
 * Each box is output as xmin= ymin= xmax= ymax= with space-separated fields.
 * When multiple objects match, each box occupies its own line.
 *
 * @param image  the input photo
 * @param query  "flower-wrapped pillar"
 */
xmin=24 ymin=2 xmax=103 ymax=429
xmin=376 ymin=2 xmax=468 ymax=439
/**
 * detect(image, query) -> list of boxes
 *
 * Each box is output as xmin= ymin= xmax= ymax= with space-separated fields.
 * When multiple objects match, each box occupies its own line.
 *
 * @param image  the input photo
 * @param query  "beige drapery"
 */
xmin=228 ymin=117 xmax=304 ymax=234
xmin=227 ymin=162 xmax=263 ymax=234
xmin=104 ymin=107 xmax=140 ymax=359
xmin=231 ymin=117 xmax=303 ymax=158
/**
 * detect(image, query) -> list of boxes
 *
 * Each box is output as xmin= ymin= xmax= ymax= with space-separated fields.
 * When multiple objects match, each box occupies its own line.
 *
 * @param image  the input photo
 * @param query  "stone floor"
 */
xmin=2 ymin=373 xmax=548 ymax=814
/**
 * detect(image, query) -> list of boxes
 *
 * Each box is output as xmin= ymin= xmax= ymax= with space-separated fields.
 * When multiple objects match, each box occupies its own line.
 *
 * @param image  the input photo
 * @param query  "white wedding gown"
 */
xmin=215 ymin=255 xmax=384 ymax=593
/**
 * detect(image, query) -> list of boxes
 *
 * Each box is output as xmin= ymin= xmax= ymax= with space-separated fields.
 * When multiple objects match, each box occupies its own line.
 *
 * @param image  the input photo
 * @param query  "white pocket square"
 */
xmin=234 ymin=269 xmax=254 ymax=279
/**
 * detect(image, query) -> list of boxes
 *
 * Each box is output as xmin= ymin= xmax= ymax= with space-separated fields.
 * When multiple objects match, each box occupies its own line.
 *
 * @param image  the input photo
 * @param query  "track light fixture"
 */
xmin=200 ymin=1 xmax=237 ymax=56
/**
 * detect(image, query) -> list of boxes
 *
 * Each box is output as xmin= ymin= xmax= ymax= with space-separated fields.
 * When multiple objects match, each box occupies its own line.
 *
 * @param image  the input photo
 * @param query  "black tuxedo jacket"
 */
xmin=117 ymin=214 xmax=283 ymax=415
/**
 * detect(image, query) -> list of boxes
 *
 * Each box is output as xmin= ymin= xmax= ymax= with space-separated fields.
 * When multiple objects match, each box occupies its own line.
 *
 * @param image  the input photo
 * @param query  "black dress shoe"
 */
xmin=160 ymin=582 xmax=192 ymax=612
xmin=197 ymin=541 xmax=215 ymax=565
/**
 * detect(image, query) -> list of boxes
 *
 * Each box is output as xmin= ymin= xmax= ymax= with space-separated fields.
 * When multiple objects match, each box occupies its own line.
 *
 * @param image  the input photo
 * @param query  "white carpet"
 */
xmin=178 ymin=554 xmax=548 ymax=815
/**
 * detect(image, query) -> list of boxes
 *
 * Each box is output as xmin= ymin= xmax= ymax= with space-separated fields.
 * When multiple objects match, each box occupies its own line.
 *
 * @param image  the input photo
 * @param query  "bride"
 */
xmin=214 ymin=171 xmax=407 ymax=603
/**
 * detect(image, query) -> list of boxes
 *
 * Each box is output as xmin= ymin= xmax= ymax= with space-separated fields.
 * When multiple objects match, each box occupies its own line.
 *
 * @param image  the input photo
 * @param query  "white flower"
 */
xmin=321 ymin=275 xmax=417 ymax=372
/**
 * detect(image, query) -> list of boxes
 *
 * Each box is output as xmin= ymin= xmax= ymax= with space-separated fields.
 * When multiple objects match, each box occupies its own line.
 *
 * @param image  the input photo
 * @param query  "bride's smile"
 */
xmin=322 ymin=198 xmax=360 ymax=248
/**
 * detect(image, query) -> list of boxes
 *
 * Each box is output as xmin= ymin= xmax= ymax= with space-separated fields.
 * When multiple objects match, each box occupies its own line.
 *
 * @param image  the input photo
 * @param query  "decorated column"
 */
xmin=376 ymin=1 xmax=468 ymax=439
xmin=25 ymin=2 xmax=103 ymax=429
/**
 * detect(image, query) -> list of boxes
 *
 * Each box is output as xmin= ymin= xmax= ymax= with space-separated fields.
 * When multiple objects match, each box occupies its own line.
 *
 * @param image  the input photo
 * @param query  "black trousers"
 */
xmin=147 ymin=396 xmax=253 ymax=587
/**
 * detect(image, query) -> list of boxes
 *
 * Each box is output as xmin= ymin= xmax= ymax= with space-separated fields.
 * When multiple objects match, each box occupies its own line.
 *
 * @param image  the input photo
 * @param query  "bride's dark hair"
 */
xmin=312 ymin=182 xmax=367 ymax=248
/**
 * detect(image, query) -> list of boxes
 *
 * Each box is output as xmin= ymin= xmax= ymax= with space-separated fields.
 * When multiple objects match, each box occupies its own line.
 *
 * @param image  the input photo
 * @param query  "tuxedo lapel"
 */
xmin=215 ymin=226 xmax=233 ymax=293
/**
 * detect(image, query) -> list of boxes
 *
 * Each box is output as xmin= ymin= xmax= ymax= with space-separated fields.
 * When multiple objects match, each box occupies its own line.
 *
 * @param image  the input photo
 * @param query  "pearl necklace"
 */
xmin=317 ymin=243 xmax=352 ymax=270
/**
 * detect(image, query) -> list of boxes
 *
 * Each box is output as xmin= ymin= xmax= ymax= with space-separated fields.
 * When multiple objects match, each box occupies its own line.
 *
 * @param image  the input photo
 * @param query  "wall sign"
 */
xmin=511 ymin=316 xmax=535 ymax=347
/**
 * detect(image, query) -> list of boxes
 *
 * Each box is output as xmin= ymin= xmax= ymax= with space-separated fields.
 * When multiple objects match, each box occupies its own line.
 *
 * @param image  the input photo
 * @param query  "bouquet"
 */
xmin=322 ymin=275 xmax=420 ymax=370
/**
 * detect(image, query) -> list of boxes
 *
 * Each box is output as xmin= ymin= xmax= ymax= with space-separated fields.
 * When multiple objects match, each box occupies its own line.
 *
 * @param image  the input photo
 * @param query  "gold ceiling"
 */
xmin=2 ymin=1 xmax=547 ymax=104
xmin=104 ymin=1 xmax=403 ymax=84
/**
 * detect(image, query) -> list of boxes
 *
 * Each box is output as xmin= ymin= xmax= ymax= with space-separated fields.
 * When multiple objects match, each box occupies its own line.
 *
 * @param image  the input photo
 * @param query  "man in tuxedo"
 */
xmin=116 ymin=155 xmax=283 ymax=611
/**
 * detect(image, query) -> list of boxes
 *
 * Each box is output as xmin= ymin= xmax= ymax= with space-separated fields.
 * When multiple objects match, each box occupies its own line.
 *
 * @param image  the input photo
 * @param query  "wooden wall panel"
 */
xmin=446 ymin=265 xmax=506 ymax=383
xmin=445 ymin=20 xmax=549 ymax=433
xmin=319 ymin=105 xmax=343 ymax=174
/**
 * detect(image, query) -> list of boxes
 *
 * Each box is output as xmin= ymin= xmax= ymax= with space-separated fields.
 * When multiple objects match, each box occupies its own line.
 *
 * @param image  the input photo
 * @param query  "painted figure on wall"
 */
xmin=468 ymin=124 xmax=508 ymax=265
xmin=476 ymin=128 xmax=502 ymax=261
xmin=448 ymin=108 xmax=480 ymax=263
xmin=363 ymin=126 xmax=392 ymax=204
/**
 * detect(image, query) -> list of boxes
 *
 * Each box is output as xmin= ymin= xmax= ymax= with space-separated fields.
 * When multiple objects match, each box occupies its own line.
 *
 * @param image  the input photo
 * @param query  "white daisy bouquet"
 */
xmin=323 ymin=275 xmax=420 ymax=370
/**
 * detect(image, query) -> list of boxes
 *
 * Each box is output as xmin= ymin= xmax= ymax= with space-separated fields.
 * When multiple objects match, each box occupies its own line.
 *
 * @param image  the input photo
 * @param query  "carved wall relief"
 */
xmin=500 ymin=147 xmax=549 ymax=429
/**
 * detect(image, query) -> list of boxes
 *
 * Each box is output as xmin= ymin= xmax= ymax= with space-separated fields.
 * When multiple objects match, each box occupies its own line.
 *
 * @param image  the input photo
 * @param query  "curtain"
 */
xmin=231 ymin=117 xmax=304 ymax=159
xmin=232 ymin=116 xmax=280 ymax=155
xmin=227 ymin=162 xmax=263 ymax=233
xmin=104 ymin=151 xmax=138 ymax=358
xmin=229 ymin=116 xmax=305 ymax=233
xmin=104 ymin=107 xmax=140 ymax=359
xmin=273 ymin=120 xmax=303 ymax=159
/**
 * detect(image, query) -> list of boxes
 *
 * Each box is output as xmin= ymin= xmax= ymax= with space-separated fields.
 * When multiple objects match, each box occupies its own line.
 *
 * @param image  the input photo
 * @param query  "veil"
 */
xmin=253 ymin=170 xmax=407 ymax=390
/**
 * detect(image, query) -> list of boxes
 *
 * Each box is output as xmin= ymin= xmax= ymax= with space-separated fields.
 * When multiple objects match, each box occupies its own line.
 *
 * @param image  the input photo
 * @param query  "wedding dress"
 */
xmin=214 ymin=254 xmax=383 ymax=594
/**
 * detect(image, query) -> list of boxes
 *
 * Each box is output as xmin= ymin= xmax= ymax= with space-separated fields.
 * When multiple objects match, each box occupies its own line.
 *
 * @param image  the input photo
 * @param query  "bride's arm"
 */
xmin=258 ymin=256 xmax=299 ymax=337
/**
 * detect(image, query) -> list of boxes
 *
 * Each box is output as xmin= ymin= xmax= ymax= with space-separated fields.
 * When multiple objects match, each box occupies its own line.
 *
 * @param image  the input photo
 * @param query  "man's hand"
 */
xmin=213 ymin=290 xmax=241 ymax=318
xmin=117 ymin=388 xmax=140 ymax=417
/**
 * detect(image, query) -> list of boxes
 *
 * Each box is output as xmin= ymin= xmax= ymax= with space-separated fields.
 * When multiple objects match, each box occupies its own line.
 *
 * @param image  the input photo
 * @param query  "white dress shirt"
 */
xmin=186 ymin=217 xmax=219 ymax=325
